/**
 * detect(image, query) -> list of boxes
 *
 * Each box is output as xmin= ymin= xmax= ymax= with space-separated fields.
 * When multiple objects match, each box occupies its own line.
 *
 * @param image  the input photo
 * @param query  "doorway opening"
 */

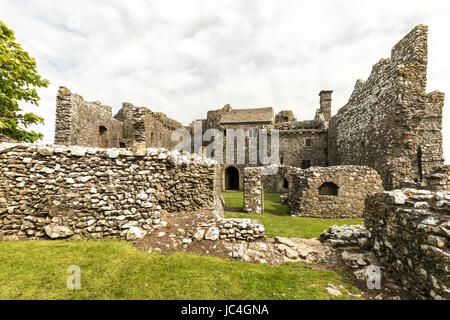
xmin=225 ymin=166 xmax=240 ymax=191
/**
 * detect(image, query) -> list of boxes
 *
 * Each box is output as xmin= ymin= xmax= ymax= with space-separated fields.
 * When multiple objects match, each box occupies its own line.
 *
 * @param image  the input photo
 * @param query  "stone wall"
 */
xmin=55 ymin=87 xmax=182 ymax=150
xmin=55 ymin=87 xmax=124 ymax=148
xmin=328 ymin=25 xmax=445 ymax=190
xmin=364 ymin=188 xmax=450 ymax=300
xmin=243 ymin=167 xmax=264 ymax=214
xmin=424 ymin=165 xmax=450 ymax=191
xmin=278 ymin=130 xmax=328 ymax=169
xmin=197 ymin=218 xmax=266 ymax=242
xmin=114 ymin=102 xmax=183 ymax=149
xmin=289 ymin=166 xmax=384 ymax=218
xmin=0 ymin=143 xmax=222 ymax=241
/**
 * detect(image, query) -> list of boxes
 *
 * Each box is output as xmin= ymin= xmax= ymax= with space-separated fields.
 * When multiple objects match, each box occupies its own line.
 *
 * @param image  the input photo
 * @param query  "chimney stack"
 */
xmin=319 ymin=90 xmax=333 ymax=122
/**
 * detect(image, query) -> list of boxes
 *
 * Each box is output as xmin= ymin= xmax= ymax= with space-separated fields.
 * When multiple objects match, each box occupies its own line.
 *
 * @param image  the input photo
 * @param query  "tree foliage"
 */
xmin=0 ymin=20 xmax=49 ymax=142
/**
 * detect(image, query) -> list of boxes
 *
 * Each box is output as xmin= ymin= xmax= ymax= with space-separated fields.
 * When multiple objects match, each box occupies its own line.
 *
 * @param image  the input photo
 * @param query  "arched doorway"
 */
xmin=225 ymin=166 xmax=240 ymax=190
xmin=283 ymin=177 xmax=289 ymax=189
xmin=99 ymin=126 xmax=108 ymax=148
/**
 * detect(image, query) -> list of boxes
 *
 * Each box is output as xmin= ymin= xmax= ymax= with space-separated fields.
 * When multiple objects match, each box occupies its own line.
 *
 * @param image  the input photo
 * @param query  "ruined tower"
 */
xmin=328 ymin=25 xmax=445 ymax=189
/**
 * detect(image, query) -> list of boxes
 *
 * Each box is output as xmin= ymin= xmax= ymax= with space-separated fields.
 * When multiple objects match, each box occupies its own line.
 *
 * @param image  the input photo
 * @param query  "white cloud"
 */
xmin=1 ymin=0 xmax=449 ymax=162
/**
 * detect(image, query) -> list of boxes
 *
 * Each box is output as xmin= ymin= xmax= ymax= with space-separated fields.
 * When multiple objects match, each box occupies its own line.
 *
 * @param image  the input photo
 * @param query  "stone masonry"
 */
xmin=243 ymin=167 xmax=264 ymax=214
xmin=55 ymin=87 xmax=125 ymax=148
xmin=328 ymin=25 xmax=445 ymax=190
xmin=0 ymin=143 xmax=223 ymax=241
xmin=289 ymin=166 xmax=384 ymax=218
xmin=424 ymin=165 xmax=450 ymax=191
xmin=55 ymin=87 xmax=183 ymax=150
xmin=364 ymin=188 xmax=450 ymax=300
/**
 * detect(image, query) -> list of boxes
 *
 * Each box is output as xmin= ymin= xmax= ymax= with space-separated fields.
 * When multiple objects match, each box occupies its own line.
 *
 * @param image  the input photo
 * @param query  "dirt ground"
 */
xmin=135 ymin=210 xmax=413 ymax=300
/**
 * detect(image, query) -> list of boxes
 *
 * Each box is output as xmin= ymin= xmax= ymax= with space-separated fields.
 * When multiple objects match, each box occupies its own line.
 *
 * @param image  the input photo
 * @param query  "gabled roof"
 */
xmin=220 ymin=107 xmax=274 ymax=124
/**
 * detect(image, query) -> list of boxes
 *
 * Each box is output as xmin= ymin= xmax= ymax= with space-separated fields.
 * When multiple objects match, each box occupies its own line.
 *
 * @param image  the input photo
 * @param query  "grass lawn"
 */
xmin=0 ymin=240 xmax=360 ymax=300
xmin=223 ymin=192 xmax=362 ymax=238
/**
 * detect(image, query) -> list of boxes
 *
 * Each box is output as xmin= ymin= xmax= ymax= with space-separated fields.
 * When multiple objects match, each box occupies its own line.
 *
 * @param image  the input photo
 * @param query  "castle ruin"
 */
xmin=1 ymin=25 xmax=449 ymax=299
xmin=54 ymin=25 xmax=445 ymax=195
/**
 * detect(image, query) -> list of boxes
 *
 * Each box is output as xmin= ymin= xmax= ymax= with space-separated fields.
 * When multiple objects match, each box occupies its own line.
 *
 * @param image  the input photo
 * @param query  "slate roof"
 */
xmin=220 ymin=107 xmax=274 ymax=124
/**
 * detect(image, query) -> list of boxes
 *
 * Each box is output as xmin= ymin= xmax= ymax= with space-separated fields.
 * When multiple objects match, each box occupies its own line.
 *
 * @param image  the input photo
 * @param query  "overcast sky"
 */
xmin=1 ymin=0 xmax=449 ymax=162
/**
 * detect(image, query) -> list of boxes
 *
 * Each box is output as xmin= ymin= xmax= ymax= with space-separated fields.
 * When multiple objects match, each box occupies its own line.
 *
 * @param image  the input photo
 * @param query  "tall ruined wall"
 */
xmin=55 ymin=87 xmax=124 ymax=148
xmin=365 ymin=188 xmax=450 ymax=300
xmin=279 ymin=130 xmax=328 ymax=168
xmin=113 ymin=103 xmax=147 ymax=146
xmin=115 ymin=103 xmax=183 ymax=149
xmin=55 ymin=88 xmax=182 ymax=149
xmin=0 ymin=143 xmax=222 ymax=241
xmin=328 ymin=25 xmax=445 ymax=190
xmin=146 ymin=111 xmax=183 ymax=149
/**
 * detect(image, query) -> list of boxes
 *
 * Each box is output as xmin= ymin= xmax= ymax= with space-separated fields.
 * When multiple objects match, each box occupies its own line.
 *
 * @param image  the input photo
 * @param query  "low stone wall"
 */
xmin=320 ymin=225 xmax=371 ymax=250
xmin=217 ymin=218 xmax=265 ymax=241
xmin=289 ymin=166 xmax=384 ymax=218
xmin=364 ymin=188 xmax=450 ymax=300
xmin=243 ymin=168 xmax=264 ymax=214
xmin=193 ymin=218 xmax=265 ymax=242
xmin=0 ymin=143 xmax=222 ymax=241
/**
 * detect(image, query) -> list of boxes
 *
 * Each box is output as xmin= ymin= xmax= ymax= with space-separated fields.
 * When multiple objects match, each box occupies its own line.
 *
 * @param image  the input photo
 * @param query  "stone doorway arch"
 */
xmin=225 ymin=166 xmax=240 ymax=191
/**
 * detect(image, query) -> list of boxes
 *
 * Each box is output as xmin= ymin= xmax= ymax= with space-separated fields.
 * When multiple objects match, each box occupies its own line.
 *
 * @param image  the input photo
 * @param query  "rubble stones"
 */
xmin=44 ymin=225 xmax=74 ymax=239
xmin=320 ymin=225 xmax=371 ymax=250
xmin=126 ymin=227 xmax=147 ymax=241
xmin=204 ymin=227 xmax=220 ymax=241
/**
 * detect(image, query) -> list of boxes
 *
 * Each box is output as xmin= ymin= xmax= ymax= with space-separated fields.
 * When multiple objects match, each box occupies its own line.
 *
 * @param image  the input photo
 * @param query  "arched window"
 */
xmin=283 ymin=178 xmax=289 ymax=189
xmin=319 ymin=182 xmax=339 ymax=196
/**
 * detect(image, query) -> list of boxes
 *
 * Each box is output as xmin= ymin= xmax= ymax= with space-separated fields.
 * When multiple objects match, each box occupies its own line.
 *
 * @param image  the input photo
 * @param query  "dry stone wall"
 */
xmin=364 ymin=188 xmax=450 ymax=300
xmin=0 ymin=143 xmax=222 ymax=241
xmin=198 ymin=218 xmax=266 ymax=242
xmin=289 ymin=166 xmax=384 ymax=218
xmin=328 ymin=25 xmax=445 ymax=190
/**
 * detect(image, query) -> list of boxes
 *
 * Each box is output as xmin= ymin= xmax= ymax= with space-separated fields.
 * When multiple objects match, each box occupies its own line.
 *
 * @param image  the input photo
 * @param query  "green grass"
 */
xmin=223 ymin=192 xmax=362 ymax=238
xmin=0 ymin=240 xmax=360 ymax=300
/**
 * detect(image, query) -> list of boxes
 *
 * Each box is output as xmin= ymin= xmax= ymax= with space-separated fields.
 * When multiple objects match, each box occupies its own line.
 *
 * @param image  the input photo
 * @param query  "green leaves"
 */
xmin=0 ymin=20 xmax=49 ymax=143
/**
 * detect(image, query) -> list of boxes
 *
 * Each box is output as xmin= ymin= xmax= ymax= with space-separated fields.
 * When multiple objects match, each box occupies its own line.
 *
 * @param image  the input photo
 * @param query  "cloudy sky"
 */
xmin=1 ymin=0 xmax=449 ymax=162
